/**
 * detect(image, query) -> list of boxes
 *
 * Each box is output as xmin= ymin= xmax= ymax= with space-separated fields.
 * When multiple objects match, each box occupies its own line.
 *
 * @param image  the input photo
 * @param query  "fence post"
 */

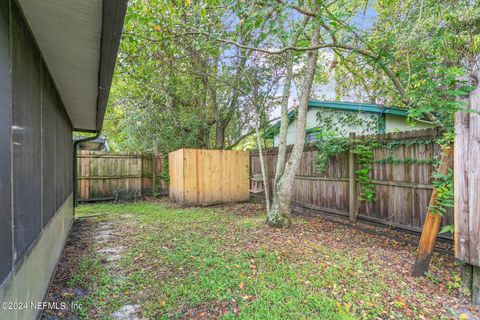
xmin=454 ymin=70 xmax=480 ymax=303
xmin=152 ymin=141 xmax=160 ymax=197
xmin=140 ymin=154 xmax=144 ymax=199
xmin=152 ymin=154 xmax=157 ymax=197
xmin=348 ymin=132 xmax=357 ymax=223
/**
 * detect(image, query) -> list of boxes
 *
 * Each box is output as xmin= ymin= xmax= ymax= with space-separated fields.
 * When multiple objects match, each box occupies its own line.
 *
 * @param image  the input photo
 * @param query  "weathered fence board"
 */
xmin=77 ymin=151 xmax=167 ymax=201
xmin=251 ymin=128 xmax=454 ymax=235
xmin=454 ymin=70 xmax=480 ymax=303
xmin=455 ymin=71 xmax=480 ymax=267
xmin=169 ymin=149 xmax=250 ymax=205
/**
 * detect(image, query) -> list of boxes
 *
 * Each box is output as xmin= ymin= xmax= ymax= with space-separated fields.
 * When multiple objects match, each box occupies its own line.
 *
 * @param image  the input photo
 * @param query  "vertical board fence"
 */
xmin=251 ymin=128 xmax=454 ymax=236
xmin=77 ymin=150 xmax=167 ymax=202
xmin=169 ymin=149 xmax=250 ymax=205
xmin=454 ymin=71 xmax=480 ymax=302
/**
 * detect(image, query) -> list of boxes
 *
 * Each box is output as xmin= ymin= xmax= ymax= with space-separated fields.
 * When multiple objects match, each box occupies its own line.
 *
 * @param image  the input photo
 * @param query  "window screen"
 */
xmin=0 ymin=0 xmax=12 ymax=284
xmin=11 ymin=0 xmax=42 ymax=261
xmin=41 ymin=64 xmax=57 ymax=226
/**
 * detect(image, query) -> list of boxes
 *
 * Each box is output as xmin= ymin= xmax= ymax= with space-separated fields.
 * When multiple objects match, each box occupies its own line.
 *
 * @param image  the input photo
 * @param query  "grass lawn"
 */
xmin=43 ymin=199 xmax=474 ymax=319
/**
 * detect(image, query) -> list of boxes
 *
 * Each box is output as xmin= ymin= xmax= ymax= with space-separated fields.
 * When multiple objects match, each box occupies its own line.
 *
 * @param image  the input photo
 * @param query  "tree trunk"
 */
xmin=256 ymin=126 xmax=270 ymax=212
xmin=215 ymin=122 xmax=225 ymax=149
xmin=267 ymin=27 xmax=320 ymax=228
xmin=198 ymin=126 xmax=210 ymax=148
xmin=274 ymin=17 xmax=308 ymax=190
xmin=274 ymin=51 xmax=294 ymax=187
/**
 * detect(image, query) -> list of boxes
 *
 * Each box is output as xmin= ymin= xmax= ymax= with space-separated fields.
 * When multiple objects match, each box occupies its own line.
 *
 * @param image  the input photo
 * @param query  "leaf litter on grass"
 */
xmin=44 ymin=199 xmax=475 ymax=320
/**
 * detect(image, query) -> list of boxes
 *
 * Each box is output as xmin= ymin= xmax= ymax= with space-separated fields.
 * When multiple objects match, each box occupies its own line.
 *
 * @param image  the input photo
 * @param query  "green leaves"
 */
xmin=314 ymin=131 xmax=350 ymax=174
xmin=352 ymin=143 xmax=377 ymax=202
xmin=430 ymin=168 xmax=454 ymax=218
xmin=440 ymin=224 xmax=455 ymax=234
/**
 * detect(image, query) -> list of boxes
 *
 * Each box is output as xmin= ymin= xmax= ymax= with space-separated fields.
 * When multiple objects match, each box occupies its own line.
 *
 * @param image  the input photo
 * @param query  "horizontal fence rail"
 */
xmin=77 ymin=151 xmax=167 ymax=202
xmin=250 ymin=128 xmax=454 ymax=238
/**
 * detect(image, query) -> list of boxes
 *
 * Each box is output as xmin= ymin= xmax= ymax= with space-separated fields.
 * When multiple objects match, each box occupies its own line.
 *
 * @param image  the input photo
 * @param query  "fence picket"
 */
xmin=250 ymin=128 xmax=453 ymax=236
xmin=76 ymin=151 xmax=167 ymax=201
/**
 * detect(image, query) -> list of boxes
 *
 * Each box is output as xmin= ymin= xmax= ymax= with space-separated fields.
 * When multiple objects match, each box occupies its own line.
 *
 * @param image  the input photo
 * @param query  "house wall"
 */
xmin=0 ymin=1 xmax=74 ymax=318
xmin=385 ymin=114 xmax=434 ymax=132
xmin=273 ymin=108 xmax=380 ymax=146
xmin=0 ymin=0 xmax=13 ymax=285
xmin=273 ymin=108 xmax=434 ymax=146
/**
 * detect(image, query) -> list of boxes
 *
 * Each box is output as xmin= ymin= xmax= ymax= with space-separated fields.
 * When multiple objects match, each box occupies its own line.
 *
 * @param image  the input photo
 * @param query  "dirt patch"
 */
xmin=41 ymin=218 xmax=98 ymax=320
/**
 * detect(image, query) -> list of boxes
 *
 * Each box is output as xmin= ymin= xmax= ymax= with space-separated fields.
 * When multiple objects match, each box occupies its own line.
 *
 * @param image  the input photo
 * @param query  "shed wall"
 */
xmin=169 ymin=149 xmax=249 ymax=205
xmin=169 ymin=149 xmax=184 ymax=203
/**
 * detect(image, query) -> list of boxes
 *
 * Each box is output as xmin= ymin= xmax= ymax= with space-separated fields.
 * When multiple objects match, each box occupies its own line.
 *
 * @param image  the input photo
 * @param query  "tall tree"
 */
xmin=106 ymin=0 xmax=478 ymax=228
xmin=105 ymin=0 xmax=276 ymax=153
xmin=222 ymin=0 xmax=477 ymax=227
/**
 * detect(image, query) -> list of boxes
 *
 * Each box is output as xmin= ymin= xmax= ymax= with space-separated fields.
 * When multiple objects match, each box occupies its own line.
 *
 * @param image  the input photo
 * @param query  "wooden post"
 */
xmin=411 ymin=146 xmax=454 ymax=276
xmin=152 ymin=154 xmax=157 ymax=197
xmin=454 ymin=70 xmax=480 ymax=303
xmin=140 ymin=154 xmax=144 ymax=199
xmin=473 ymin=267 xmax=480 ymax=304
xmin=152 ymin=141 xmax=160 ymax=197
xmin=349 ymin=132 xmax=357 ymax=223
xmin=459 ymin=263 xmax=473 ymax=299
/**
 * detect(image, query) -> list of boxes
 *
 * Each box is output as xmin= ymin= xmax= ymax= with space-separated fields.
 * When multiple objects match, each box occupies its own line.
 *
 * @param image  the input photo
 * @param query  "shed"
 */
xmin=169 ymin=149 xmax=250 ymax=205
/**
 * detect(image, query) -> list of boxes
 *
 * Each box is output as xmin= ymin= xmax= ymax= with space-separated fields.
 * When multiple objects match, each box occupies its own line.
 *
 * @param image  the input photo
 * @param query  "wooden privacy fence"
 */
xmin=455 ymin=71 xmax=480 ymax=302
xmin=251 ymin=128 xmax=454 ymax=236
xmin=77 ymin=151 xmax=167 ymax=202
xmin=169 ymin=149 xmax=250 ymax=205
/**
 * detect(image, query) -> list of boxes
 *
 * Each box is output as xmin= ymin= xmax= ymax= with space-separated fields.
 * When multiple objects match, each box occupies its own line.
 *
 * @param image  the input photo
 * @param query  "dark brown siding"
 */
xmin=11 ymin=0 xmax=43 ymax=260
xmin=0 ymin=0 xmax=12 ymax=284
xmin=41 ymin=63 xmax=57 ymax=226
xmin=0 ymin=0 xmax=74 ymax=285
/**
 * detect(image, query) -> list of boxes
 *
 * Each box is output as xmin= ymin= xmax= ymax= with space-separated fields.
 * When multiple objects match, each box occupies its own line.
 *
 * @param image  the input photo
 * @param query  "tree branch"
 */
xmin=274 ymin=0 xmax=316 ymax=18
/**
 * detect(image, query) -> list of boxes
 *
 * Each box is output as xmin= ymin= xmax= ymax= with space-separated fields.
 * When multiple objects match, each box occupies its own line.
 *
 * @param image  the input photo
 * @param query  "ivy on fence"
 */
xmin=313 ymin=130 xmax=454 ymax=232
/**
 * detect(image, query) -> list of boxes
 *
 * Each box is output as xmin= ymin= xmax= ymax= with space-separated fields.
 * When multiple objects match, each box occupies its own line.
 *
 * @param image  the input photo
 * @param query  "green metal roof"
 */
xmin=265 ymin=100 xmax=409 ymax=138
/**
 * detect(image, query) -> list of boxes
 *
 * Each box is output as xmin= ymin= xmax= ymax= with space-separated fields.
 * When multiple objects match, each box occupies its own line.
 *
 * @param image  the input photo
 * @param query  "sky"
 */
xmin=268 ymin=4 xmax=379 ymax=120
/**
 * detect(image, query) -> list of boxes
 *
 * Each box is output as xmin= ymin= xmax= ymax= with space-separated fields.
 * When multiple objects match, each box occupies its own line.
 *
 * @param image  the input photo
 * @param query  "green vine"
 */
xmin=311 ymin=109 xmax=450 ymax=205
xmin=352 ymin=142 xmax=377 ymax=202
xmin=431 ymin=132 xmax=455 ymax=234
xmin=373 ymin=137 xmax=437 ymax=150
xmin=314 ymin=130 xmax=449 ymax=205
xmin=374 ymin=156 xmax=437 ymax=165
xmin=431 ymin=167 xmax=454 ymax=218
xmin=313 ymin=130 xmax=455 ymax=234
xmin=314 ymin=133 xmax=378 ymax=203
xmin=160 ymin=156 xmax=170 ymax=184
xmin=314 ymin=131 xmax=349 ymax=173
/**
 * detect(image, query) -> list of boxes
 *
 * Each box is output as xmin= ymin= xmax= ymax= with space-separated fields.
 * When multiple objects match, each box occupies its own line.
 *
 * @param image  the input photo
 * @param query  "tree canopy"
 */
xmin=103 ymin=0 xmax=479 ymax=153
